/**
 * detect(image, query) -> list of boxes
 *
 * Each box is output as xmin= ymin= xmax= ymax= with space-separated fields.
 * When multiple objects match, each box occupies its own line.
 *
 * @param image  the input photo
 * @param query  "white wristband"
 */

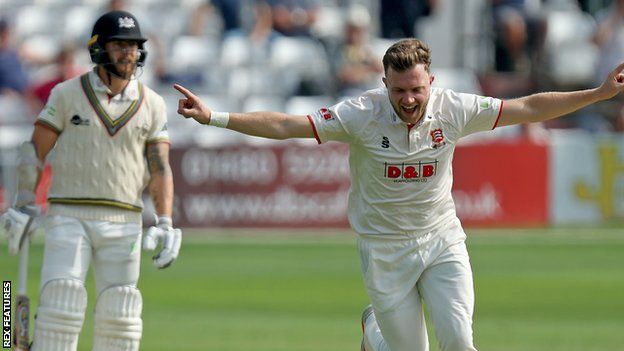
xmin=209 ymin=111 xmax=230 ymax=128
xmin=157 ymin=216 xmax=172 ymax=226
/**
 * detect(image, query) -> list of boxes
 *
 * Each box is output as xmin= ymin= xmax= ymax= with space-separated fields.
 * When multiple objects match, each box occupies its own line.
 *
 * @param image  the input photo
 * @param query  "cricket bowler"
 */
xmin=174 ymin=38 xmax=624 ymax=350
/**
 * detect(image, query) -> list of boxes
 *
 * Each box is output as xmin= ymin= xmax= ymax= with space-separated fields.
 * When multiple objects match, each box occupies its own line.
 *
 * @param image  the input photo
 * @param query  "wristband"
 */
xmin=209 ymin=111 xmax=230 ymax=128
xmin=157 ymin=216 xmax=172 ymax=227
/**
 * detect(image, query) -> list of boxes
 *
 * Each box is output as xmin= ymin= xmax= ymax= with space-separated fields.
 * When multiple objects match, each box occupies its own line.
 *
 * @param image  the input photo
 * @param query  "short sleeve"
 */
xmin=308 ymin=95 xmax=374 ymax=144
xmin=146 ymin=95 xmax=170 ymax=144
xmin=453 ymin=92 xmax=503 ymax=137
xmin=36 ymin=85 xmax=65 ymax=134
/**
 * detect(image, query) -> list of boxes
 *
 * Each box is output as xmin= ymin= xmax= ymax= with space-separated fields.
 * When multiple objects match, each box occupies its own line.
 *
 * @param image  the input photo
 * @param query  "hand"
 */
xmin=0 ymin=205 xmax=39 ymax=255
xmin=597 ymin=62 xmax=624 ymax=100
xmin=174 ymin=84 xmax=212 ymax=125
xmin=143 ymin=216 xmax=182 ymax=269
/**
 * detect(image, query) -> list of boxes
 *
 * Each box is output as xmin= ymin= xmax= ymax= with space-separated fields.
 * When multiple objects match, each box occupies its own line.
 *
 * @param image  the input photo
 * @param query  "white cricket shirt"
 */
xmin=307 ymin=86 xmax=503 ymax=235
xmin=36 ymin=71 xmax=169 ymax=222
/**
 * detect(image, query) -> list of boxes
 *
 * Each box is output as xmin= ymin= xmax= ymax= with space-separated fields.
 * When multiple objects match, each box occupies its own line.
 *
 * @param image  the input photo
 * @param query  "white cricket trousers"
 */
xmin=40 ymin=215 xmax=142 ymax=295
xmin=358 ymin=219 xmax=477 ymax=351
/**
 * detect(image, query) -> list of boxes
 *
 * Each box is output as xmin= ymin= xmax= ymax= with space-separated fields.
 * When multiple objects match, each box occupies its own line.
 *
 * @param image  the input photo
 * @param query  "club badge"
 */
xmin=430 ymin=128 xmax=446 ymax=149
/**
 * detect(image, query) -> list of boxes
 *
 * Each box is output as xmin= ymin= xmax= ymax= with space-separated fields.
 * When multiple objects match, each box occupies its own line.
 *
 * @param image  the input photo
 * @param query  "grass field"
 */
xmin=2 ymin=226 xmax=623 ymax=350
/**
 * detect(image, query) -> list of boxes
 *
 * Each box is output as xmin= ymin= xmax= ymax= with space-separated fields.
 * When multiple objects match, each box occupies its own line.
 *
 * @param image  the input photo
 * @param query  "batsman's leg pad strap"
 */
xmin=93 ymin=285 xmax=143 ymax=351
xmin=31 ymin=279 xmax=87 ymax=351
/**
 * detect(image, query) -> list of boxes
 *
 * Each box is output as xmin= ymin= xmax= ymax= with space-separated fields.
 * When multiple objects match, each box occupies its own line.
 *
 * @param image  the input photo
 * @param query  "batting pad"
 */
xmin=93 ymin=285 xmax=143 ymax=351
xmin=31 ymin=279 xmax=87 ymax=351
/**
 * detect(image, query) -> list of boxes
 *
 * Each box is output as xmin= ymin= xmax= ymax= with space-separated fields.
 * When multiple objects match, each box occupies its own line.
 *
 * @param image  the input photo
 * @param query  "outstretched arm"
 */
xmin=174 ymin=84 xmax=315 ymax=139
xmin=498 ymin=63 xmax=624 ymax=127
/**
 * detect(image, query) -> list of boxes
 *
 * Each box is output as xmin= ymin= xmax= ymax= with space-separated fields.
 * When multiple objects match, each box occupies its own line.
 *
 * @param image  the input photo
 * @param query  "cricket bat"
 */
xmin=13 ymin=219 xmax=34 ymax=351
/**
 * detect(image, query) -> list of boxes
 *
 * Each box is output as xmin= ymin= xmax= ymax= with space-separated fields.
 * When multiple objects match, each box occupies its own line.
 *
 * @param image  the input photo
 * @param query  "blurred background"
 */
xmin=1 ymin=0 xmax=623 ymax=227
xmin=0 ymin=2 xmax=623 ymax=350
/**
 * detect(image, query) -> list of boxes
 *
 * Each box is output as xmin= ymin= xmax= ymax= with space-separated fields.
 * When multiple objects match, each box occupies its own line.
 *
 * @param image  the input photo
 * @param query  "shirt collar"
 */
xmin=88 ymin=70 xmax=139 ymax=101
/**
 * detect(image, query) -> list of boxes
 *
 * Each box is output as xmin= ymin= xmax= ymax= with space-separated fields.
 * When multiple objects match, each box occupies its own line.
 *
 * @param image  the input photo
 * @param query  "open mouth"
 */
xmin=401 ymin=105 xmax=417 ymax=114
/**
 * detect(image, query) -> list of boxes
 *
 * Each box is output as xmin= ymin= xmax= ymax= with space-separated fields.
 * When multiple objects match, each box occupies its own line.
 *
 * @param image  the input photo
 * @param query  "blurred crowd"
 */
xmin=1 ymin=0 xmax=624 ymax=140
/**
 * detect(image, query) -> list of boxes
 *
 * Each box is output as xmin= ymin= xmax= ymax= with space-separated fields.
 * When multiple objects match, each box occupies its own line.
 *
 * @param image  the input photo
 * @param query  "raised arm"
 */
xmin=174 ymin=84 xmax=315 ymax=139
xmin=498 ymin=62 xmax=624 ymax=127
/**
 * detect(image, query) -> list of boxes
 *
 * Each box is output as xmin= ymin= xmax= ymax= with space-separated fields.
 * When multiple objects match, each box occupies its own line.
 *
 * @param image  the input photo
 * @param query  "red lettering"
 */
xmin=385 ymin=163 xmax=437 ymax=179
xmin=403 ymin=166 xmax=418 ymax=178
xmin=422 ymin=165 xmax=435 ymax=177
xmin=387 ymin=166 xmax=401 ymax=178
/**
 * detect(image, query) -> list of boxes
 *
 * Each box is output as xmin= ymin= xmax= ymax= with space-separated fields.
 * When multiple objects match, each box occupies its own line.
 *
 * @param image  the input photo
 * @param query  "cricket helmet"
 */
xmin=88 ymin=10 xmax=148 ymax=67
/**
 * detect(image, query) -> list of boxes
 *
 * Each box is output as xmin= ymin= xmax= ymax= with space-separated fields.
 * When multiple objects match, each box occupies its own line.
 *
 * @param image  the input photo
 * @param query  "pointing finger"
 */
xmin=173 ymin=84 xmax=196 ymax=100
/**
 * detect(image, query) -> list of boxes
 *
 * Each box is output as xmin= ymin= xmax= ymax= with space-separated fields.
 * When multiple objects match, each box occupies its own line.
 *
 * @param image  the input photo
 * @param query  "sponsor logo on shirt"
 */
xmin=44 ymin=105 xmax=56 ymax=117
xmin=383 ymin=161 xmax=438 ymax=183
xmin=478 ymin=96 xmax=492 ymax=109
xmin=319 ymin=108 xmax=334 ymax=121
xmin=70 ymin=115 xmax=90 ymax=126
xmin=430 ymin=129 xmax=446 ymax=149
xmin=381 ymin=136 xmax=390 ymax=149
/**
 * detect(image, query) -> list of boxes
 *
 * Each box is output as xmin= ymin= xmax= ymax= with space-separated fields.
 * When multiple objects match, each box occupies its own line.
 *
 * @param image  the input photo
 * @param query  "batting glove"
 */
xmin=143 ymin=216 xmax=182 ymax=269
xmin=0 ymin=205 xmax=39 ymax=255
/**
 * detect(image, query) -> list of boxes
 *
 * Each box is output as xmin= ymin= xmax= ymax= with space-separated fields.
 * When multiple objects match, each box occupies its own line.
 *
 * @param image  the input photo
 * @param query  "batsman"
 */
xmin=0 ymin=10 xmax=181 ymax=351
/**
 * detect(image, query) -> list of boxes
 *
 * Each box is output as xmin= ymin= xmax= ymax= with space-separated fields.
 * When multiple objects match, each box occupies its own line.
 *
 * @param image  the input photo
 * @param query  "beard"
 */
xmin=112 ymin=60 xmax=137 ymax=79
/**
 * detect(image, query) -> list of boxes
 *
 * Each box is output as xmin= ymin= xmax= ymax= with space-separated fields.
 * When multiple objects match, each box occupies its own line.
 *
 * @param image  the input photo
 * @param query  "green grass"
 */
xmin=2 ymin=227 xmax=623 ymax=350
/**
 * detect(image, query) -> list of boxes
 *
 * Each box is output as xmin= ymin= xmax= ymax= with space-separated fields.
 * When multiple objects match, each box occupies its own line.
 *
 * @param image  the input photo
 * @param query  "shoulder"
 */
xmin=138 ymin=83 xmax=167 ymax=109
xmin=53 ymin=75 xmax=84 ymax=94
xmin=429 ymin=86 xmax=460 ymax=103
xmin=335 ymin=87 xmax=387 ymax=117
xmin=140 ymin=83 xmax=165 ymax=102
xmin=361 ymin=87 xmax=389 ymax=107
xmin=44 ymin=75 xmax=85 ymax=106
xmin=428 ymin=87 xmax=480 ymax=112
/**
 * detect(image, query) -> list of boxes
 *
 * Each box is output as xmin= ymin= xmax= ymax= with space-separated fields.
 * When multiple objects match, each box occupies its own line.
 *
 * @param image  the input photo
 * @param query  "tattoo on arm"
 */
xmin=147 ymin=145 xmax=167 ymax=175
xmin=147 ymin=144 xmax=173 ymax=216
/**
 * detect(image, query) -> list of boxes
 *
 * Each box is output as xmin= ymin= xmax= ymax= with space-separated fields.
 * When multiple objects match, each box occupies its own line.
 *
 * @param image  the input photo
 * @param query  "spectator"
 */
xmin=267 ymin=0 xmax=319 ymax=37
xmin=188 ymin=0 xmax=275 ymax=44
xmin=0 ymin=18 xmax=29 ymax=96
xmin=587 ymin=0 xmax=624 ymax=132
xmin=106 ymin=0 xmax=125 ymax=11
xmin=490 ymin=0 xmax=546 ymax=73
xmin=380 ymin=0 xmax=438 ymax=39
xmin=26 ymin=44 xmax=85 ymax=113
xmin=188 ymin=0 xmax=245 ymax=38
xmin=334 ymin=5 xmax=383 ymax=98
xmin=592 ymin=0 xmax=624 ymax=85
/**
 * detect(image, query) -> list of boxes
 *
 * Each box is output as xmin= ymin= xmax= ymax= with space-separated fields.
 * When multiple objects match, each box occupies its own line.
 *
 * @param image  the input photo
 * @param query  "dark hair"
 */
xmin=382 ymin=38 xmax=431 ymax=74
